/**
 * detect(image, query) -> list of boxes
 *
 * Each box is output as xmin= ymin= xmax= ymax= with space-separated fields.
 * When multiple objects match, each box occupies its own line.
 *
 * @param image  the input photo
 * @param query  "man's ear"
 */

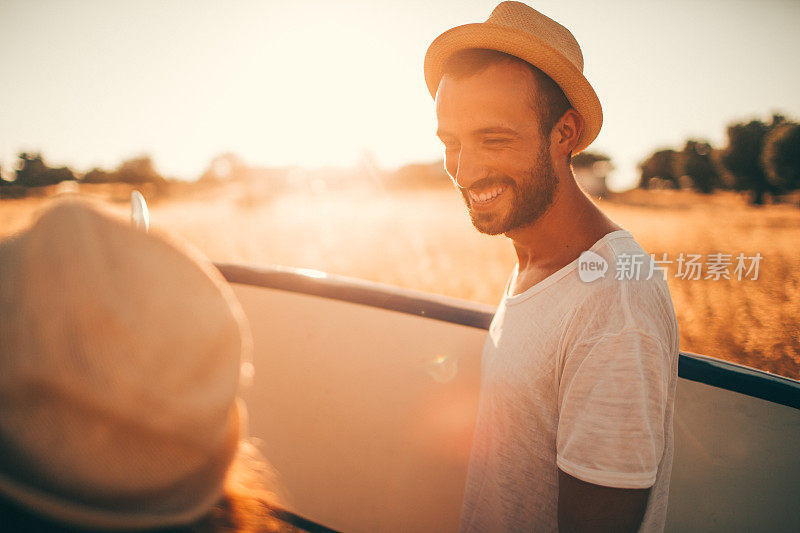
xmin=550 ymin=109 xmax=583 ymax=159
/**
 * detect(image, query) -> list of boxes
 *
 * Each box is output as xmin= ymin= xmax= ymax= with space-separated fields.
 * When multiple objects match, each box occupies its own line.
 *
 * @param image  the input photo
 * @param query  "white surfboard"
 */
xmin=219 ymin=263 xmax=800 ymax=533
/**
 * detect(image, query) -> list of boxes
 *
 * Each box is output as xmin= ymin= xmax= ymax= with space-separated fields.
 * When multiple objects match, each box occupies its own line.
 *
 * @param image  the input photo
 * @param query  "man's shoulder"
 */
xmin=567 ymin=232 xmax=679 ymax=349
xmin=589 ymin=232 xmax=670 ymax=297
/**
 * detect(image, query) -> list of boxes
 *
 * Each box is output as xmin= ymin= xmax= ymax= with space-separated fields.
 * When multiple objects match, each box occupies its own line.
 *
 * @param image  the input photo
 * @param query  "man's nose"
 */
xmin=454 ymin=149 xmax=483 ymax=190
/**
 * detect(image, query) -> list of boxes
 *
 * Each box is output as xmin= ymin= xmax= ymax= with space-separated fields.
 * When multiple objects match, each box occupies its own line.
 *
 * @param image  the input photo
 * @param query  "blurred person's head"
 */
xmin=0 ymin=198 xmax=283 ymax=531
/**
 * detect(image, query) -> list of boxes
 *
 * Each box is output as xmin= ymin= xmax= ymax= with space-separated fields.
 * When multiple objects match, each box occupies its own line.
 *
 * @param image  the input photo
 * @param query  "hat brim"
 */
xmin=424 ymin=22 xmax=602 ymax=154
xmin=0 ymin=403 xmax=241 ymax=531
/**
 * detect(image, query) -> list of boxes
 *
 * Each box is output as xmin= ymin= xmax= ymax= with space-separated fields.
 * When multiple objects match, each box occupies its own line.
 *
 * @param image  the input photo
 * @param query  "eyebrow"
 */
xmin=436 ymin=126 xmax=520 ymax=139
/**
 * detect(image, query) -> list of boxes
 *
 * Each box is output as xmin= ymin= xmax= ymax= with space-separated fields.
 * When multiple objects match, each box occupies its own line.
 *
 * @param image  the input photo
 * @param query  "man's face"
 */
xmin=435 ymin=61 xmax=558 ymax=235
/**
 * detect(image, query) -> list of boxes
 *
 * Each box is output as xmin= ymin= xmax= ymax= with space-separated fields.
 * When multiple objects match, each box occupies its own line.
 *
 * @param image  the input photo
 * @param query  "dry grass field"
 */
xmin=2 ymin=182 xmax=798 ymax=379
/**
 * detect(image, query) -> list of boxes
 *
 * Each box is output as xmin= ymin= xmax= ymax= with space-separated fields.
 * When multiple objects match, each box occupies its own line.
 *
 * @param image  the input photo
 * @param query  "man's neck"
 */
xmin=506 ymin=174 xmax=621 ymax=274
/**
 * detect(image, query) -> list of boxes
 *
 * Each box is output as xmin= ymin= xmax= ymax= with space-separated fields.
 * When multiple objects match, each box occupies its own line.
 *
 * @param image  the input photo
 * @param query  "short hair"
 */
xmin=440 ymin=48 xmax=572 ymax=139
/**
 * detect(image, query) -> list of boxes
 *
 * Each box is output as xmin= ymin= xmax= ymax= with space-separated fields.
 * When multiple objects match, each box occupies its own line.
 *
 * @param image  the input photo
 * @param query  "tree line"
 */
xmin=0 ymin=153 xmax=166 ymax=192
xmin=638 ymin=114 xmax=800 ymax=205
xmin=3 ymin=113 xmax=798 ymax=205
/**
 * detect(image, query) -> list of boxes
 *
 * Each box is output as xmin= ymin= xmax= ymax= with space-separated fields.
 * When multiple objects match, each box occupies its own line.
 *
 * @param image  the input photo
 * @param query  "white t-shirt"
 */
xmin=458 ymin=229 xmax=680 ymax=532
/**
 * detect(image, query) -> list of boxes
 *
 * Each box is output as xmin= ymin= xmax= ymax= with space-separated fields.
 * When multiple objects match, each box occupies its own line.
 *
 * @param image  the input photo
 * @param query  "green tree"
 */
xmin=15 ymin=153 xmax=49 ymax=187
xmin=81 ymin=167 xmax=116 ymax=183
xmin=676 ymin=140 xmax=720 ymax=194
xmin=762 ymin=121 xmax=800 ymax=193
xmin=720 ymin=115 xmax=785 ymax=205
xmin=114 ymin=155 xmax=165 ymax=185
xmin=638 ymin=149 xmax=679 ymax=189
xmin=15 ymin=152 xmax=74 ymax=188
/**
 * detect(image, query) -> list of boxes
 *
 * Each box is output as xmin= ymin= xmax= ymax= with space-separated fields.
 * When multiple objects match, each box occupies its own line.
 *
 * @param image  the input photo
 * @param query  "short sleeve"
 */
xmin=556 ymin=327 xmax=670 ymax=489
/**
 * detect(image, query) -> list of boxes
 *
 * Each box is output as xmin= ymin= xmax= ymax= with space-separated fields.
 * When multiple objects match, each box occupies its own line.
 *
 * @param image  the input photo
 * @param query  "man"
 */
xmin=424 ymin=2 xmax=679 ymax=532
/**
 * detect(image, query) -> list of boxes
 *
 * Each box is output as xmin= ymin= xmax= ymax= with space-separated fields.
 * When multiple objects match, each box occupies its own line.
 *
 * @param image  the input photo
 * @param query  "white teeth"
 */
xmin=470 ymin=186 xmax=506 ymax=203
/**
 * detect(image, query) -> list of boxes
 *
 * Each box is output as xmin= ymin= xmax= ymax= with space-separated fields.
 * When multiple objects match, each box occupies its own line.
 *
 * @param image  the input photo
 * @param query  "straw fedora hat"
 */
xmin=424 ymin=1 xmax=602 ymax=154
xmin=0 ymin=198 xmax=251 ymax=529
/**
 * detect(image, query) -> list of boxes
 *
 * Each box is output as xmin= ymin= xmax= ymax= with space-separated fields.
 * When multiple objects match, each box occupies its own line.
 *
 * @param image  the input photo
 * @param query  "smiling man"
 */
xmin=424 ymin=2 xmax=680 ymax=532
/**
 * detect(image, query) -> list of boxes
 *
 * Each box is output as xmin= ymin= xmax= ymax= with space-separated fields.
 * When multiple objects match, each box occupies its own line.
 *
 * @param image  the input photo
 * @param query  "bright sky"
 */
xmin=1 ymin=0 xmax=799 ymax=190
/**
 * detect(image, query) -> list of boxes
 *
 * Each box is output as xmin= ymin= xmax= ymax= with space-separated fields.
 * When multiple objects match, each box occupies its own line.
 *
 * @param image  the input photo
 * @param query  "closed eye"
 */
xmin=483 ymin=138 xmax=511 ymax=146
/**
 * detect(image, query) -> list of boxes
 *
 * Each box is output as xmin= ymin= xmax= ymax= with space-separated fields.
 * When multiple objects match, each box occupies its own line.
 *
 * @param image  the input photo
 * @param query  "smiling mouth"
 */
xmin=468 ymin=184 xmax=507 ymax=206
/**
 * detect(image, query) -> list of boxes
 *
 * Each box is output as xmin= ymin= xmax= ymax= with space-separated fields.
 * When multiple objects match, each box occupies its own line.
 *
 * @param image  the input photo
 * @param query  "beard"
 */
xmin=459 ymin=145 xmax=558 ymax=236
